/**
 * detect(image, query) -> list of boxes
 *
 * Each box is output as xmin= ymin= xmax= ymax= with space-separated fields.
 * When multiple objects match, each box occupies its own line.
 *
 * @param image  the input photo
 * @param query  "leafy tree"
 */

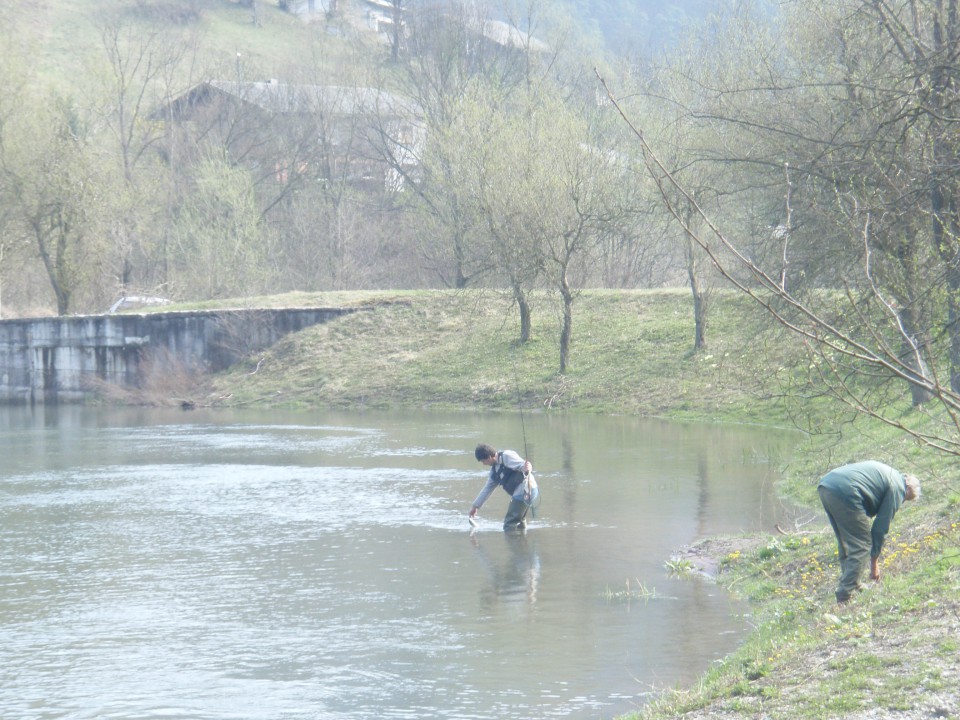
xmin=604 ymin=0 xmax=960 ymax=453
xmin=96 ymin=19 xmax=198 ymax=298
xmin=1 ymin=92 xmax=113 ymax=315
xmin=0 ymin=41 xmax=24 ymax=318
xmin=533 ymin=96 xmax=641 ymax=370
xmin=171 ymin=151 xmax=278 ymax=299
xmin=449 ymin=77 xmax=545 ymax=342
xmin=391 ymin=1 xmax=647 ymax=364
xmin=388 ymin=0 xmax=529 ymax=289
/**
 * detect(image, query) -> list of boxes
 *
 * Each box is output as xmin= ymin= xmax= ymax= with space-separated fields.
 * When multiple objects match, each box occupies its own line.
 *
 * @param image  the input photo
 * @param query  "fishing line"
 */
xmin=469 ymin=345 xmax=540 ymax=530
xmin=511 ymin=350 xmax=540 ymax=518
xmin=511 ymin=350 xmax=530 ymax=460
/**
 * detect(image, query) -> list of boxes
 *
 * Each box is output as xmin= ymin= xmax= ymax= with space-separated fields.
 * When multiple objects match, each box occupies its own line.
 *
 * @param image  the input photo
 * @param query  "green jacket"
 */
xmin=818 ymin=461 xmax=906 ymax=558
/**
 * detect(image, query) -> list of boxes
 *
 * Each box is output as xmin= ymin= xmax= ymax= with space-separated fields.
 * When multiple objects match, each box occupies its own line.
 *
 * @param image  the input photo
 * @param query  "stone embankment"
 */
xmin=0 ymin=307 xmax=357 ymax=404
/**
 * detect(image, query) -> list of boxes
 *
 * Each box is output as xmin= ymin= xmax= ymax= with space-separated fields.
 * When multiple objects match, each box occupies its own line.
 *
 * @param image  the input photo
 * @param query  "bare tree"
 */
xmin=381 ymin=0 xmax=521 ymax=289
xmin=170 ymin=150 xmax=278 ymax=299
xmin=97 ymin=19 xmax=197 ymax=297
xmin=681 ymin=197 xmax=710 ymax=351
xmin=541 ymin=104 xmax=641 ymax=371
xmin=599 ymin=0 xmax=960 ymax=454
xmin=1 ymin=91 xmax=113 ymax=315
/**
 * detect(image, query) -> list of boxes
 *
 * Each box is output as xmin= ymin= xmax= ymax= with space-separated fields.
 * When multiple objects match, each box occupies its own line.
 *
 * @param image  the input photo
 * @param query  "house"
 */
xmin=151 ymin=79 xmax=423 ymax=193
xmin=353 ymin=2 xmax=549 ymax=61
xmin=279 ymin=0 xmax=337 ymax=19
xmin=480 ymin=19 xmax=549 ymax=54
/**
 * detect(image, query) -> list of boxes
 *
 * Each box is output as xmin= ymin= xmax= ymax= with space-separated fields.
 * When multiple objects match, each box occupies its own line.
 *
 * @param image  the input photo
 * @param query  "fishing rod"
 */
xmin=469 ymin=349 xmax=539 ymax=531
xmin=511 ymin=351 xmax=539 ymax=517
xmin=512 ymin=351 xmax=530 ymax=461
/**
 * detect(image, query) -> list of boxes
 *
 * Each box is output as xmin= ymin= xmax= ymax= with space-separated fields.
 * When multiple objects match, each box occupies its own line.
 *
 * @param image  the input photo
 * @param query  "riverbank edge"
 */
xmin=135 ymin=289 xmax=959 ymax=720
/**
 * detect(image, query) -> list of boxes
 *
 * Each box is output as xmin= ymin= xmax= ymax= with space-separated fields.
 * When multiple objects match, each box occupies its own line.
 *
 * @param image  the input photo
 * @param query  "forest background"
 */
xmin=4 ymin=0 xmax=960 ymax=443
xmin=3 ymin=1 xmax=960 ymax=718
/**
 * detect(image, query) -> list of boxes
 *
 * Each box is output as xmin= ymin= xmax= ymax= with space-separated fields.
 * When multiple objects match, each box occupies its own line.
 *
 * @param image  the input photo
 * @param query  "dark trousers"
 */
xmin=503 ymin=497 xmax=529 ymax=532
xmin=818 ymin=485 xmax=872 ymax=602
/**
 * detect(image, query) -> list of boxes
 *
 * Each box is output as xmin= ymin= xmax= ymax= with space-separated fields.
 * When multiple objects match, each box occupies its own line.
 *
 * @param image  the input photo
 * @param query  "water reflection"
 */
xmin=471 ymin=531 xmax=542 ymax=609
xmin=0 ymin=405 xmax=797 ymax=720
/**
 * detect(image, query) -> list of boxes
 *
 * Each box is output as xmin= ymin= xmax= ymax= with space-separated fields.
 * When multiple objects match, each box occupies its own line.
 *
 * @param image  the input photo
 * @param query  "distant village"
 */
xmin=278 ymin=0 xmax=546 ymax=54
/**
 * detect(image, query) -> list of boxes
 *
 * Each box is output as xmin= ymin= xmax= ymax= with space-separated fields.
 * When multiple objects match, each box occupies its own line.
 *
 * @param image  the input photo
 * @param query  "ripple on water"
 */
xmin=1 ymin=410 xmax=788 ymax=719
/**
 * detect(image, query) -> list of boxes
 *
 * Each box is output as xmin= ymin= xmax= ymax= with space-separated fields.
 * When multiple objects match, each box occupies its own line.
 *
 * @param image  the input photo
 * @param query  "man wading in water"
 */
xmin=470 ymin=443 xmax=538 ymax=532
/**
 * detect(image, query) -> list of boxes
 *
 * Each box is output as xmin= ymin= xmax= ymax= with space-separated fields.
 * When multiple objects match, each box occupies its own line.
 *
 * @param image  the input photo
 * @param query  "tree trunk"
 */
xmin=391 ymin=0 xmax=402 ymax=62
xmin=33 ymin=212 xmax=72 ymax=316
xmin=929 ymin=0 xmax=960 ymax=392
xmin=453 ymin=228 xmax=468 ymax=289
xmin=685 ymin=228 xmax=707 ymax=350
xmin=946 ymin=264 xmax=960 ymax=394
xmin=514 ymin=284 xmax=532 ymax=343
xmin=897 ymin=306 xmax=934 ymax=405
xmin=559 ymin=271 xmax=573 ymax=374
xmin=691 ymin=281 xmax=707 ymax=351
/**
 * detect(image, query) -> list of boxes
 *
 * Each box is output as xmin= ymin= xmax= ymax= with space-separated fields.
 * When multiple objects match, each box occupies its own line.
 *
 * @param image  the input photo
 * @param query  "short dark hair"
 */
xmin=475 ymin=443 xmax=496 ymax=461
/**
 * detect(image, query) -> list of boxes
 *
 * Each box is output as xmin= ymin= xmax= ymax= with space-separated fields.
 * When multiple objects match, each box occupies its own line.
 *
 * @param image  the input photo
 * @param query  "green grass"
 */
xmin=195 ymin=288 xmax=798 ymax=425
xmin=629 ymin=506 xmax=960 ymax=719
xmin=8 ymin=0 xmax=367 ymax=92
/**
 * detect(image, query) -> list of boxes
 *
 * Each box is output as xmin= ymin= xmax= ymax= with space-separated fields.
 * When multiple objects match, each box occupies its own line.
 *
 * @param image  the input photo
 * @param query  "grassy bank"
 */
xmin=195 ymin=289 xmax=795 ymax=423
xmin=158 ymin=289 xmax=959 ymax=719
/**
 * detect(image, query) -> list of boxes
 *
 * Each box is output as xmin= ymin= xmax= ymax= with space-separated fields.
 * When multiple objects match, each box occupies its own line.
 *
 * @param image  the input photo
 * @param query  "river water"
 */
xmin=0 ymin=406 xmax=796 ymax=720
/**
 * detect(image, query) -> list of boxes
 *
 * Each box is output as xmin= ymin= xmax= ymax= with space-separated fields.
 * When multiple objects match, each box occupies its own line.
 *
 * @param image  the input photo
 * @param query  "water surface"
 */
xmin=0 ymin=406 xmax=796 ymax=719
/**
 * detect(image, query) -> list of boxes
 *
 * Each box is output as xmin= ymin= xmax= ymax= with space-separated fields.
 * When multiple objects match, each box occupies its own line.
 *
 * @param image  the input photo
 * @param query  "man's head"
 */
xmin=475 ymin=443 xmax=496 ymax=465
xmin=904 ymin=473 xmax=921 ymax=501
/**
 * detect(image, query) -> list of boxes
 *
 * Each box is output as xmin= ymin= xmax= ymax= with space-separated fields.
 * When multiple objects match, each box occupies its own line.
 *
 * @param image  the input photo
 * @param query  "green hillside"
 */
xmin=5 ymin=0 xmax=360 ymax=89
xmin=201 ymin=289 xmax=788 ymax=419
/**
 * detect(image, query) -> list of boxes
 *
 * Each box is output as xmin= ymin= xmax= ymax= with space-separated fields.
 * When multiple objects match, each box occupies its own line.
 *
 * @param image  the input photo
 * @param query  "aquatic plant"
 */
xmin=602 ymin=578 xmax=656 ymax=602
xmin=664 ymin=557 xmax=696 ymax=576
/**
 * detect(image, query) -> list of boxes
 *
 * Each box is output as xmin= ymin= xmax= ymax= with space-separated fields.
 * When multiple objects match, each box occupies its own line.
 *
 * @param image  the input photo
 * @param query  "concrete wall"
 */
xmin=0 ymin=307 xmax=356 ymax=404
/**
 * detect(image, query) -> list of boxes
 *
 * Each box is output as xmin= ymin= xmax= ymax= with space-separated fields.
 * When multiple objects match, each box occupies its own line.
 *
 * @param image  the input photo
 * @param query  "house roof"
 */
xmin=481 ymin=19 xmax=550 ymax=53
xmin=156 ymin=79 xmax=421 ymax=120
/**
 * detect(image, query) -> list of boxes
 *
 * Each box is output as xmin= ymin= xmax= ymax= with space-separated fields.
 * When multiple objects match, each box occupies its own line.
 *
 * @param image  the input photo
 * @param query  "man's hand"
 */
xmin=870 ymin=556 xmax=881 ymax=581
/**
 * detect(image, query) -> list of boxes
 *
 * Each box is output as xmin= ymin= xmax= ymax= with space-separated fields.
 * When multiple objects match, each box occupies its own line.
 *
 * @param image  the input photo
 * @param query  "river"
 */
xmin=0 ymin=405 xmax=796 ymax=719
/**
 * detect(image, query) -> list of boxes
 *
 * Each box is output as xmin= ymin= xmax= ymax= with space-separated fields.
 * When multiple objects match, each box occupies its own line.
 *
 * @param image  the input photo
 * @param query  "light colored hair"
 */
xmin=904 ymin=473 xmax=921 ymax=499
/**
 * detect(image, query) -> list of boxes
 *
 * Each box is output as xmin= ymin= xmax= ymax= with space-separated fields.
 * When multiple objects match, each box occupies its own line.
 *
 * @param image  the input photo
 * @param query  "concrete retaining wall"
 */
xmin=0 ymin=307 xmax=356 ymax=404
